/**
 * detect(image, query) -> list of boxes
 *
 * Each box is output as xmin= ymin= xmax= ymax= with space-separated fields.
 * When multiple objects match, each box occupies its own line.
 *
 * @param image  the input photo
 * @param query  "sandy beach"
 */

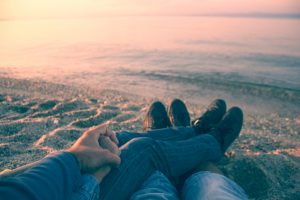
xmin=0 ymin=77 xmax=299 ymax=199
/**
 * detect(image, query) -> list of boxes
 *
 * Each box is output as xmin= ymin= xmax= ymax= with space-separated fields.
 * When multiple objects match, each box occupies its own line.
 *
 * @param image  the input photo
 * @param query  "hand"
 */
xmin=99 ymin=136 xmax=120 ymax=156
xmin=66 ymin=124 xmax=121 ymax=174
xmin=92 ymin=137 xmax=121 ymax=183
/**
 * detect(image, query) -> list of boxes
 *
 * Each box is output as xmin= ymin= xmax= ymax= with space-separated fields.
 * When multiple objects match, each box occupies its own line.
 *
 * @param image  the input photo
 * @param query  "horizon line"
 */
xmin=1 ymin=12 xmax=300 ymax=21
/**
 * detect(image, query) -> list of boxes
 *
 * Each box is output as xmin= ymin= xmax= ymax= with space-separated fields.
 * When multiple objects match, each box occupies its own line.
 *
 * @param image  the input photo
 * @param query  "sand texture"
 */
xmin=0 ymin=77 xmax=299 ymax=199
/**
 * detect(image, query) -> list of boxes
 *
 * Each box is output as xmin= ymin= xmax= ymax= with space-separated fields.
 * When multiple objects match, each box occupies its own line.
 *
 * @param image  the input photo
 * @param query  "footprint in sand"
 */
xmin=72 ymin=111 xmax=119 ymax=128
xmin=39 ymin=100 xmax=59 ymax=110
xmin=10 ymin=105 xmax=30 ymax=114
xmin=32 ymin=100 xmax=89 ymax=118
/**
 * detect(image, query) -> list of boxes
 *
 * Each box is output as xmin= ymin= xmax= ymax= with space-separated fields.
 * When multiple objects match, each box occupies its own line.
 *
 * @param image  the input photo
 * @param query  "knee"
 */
xmin=183 ymin=172 xmax=248 ymax=200
xmin=182 ymin=172 xmax=226 ymax=198
xmin=120 ymin=137 xmax=155 ymax=153
xmin=188 ymin=171 xmax=225 ymax=187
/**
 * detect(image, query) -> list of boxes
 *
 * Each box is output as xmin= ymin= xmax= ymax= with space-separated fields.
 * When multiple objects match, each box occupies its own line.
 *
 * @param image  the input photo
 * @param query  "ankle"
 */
xmin=209 ymin=130 xmax=222 ymax=147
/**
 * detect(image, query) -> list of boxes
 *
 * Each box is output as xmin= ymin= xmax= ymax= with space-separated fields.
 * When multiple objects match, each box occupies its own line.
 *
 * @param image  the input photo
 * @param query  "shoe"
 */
xmin=210 ymin=107 xmax=243 ymax=152
xmin=168 ymin=99 xmax=191 ymax=127
xmin=193 ymin=99 xmax=226 ymax=134
xmin=143 ymin=101 xmax=172 ymax=131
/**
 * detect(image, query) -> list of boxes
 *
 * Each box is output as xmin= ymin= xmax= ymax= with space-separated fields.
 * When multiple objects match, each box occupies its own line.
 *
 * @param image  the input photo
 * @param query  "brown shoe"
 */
xmin=168 ymin=99 xmax=190 ymax=127
xmin=143 ymin=101 xmax=171 ymax=131
xmin=210 ymin=107 xmax=243 ymax=152
xmin=193 ymin=99 xmax=226 ymax=134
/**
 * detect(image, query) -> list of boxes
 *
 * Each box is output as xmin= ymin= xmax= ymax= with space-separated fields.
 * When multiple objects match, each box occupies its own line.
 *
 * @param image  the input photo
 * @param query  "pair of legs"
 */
xmin=99 ymin=99 xmax=244 ymax=200
xmin=131 ymin=170 xmax=248 ymax=200
xmin=130 ymin=99 xmax=247 ymax=200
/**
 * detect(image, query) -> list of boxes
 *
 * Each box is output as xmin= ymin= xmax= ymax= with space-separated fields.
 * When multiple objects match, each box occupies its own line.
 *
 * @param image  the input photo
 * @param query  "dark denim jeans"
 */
xmin=99 ymin=127 xmax=222 ymax=200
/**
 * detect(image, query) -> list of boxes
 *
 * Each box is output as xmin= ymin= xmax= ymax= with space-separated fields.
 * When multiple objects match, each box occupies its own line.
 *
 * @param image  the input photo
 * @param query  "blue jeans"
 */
xmin=130 ymin=171 xmax=179 ymax=200
xmin=99 ymin=127 xmax=222 ymax=200
xmin=131 ymin=171 xmax=248 ymax=200
xmin=182 ymin=171 xmax=248 ymax=200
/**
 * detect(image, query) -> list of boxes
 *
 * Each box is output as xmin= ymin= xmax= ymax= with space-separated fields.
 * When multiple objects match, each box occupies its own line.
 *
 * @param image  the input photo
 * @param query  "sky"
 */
xmin=1 ymin=0 xmax=300 ymax=19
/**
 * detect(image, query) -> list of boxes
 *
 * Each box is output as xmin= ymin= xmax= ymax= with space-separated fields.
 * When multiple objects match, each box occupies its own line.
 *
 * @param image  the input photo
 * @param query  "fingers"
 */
xmin=99 ymin=137 xmax=120 ymax=156
xmin=67 ymin=123 xmax=121 ymax=174
xmin=92 ymin=166 xmax=111 ymax=183
xmin=86 ymin=124 xmax=107 ymax=139
xmin=107 ymin=130 xmax=119 ymax=145
xmin=98 ymin=149 xmax=121 ymax=167
xmin=85 ymin=124 xmax=119 ymax=145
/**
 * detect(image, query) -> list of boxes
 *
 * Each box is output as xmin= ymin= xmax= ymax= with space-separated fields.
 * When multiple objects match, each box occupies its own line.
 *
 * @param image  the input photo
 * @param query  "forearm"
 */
xmin=0 ymin=152 xmax=81 ymax=200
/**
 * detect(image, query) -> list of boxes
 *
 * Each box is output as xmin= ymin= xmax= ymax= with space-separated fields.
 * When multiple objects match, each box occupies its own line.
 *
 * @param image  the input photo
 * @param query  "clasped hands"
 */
xmin=66 ymin=124 xmax=121 ymax=183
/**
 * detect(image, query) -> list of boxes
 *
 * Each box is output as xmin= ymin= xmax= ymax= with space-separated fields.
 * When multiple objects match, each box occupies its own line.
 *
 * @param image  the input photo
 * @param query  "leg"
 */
xmin=181 ymin=171 xmax=248 ymax=200
xmin=181 ymin=108 xmax=246 ymax=200
xmin=99 ymin=134 xmax=222 ymax=200
xmin=116 ymin=99 xmax=195 ymax=146
xmin=130 ymin=98 xmax=193 ymax=196
xmin=117 ymin=99 xmax=227 ymax=146
xmin=116 ymin=127 xmax=196 ymax=146
xmin=130 ymin=171 xmax=179 ymax=200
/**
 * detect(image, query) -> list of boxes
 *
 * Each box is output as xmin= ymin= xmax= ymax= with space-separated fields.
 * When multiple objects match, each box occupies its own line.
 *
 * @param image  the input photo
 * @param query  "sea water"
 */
xmin=0 ymin=16 xmax=299 ymax=114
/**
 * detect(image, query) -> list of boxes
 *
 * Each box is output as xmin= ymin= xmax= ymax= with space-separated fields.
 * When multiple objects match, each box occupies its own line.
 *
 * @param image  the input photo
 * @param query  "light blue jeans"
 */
xmin=131 ymin=171 xmax=248 ymax=200
xmin=73 ymin=171 xmax=248 ymax=200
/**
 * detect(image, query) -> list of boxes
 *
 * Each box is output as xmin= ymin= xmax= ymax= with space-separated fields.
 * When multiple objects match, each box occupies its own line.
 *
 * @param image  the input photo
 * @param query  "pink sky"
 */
xmin=1 ymin=0 xmax=299 ymax=19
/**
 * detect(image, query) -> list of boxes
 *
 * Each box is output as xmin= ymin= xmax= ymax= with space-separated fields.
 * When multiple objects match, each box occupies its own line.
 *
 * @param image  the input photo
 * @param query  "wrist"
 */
xmin=65 ymin=149 xmax=82 ymax=171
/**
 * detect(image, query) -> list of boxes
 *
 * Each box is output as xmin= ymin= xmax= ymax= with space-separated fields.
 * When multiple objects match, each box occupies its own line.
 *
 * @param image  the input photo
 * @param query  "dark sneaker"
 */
xmin=193 ymin=99 xmax=226 ymax=134
xmin=143 ymin=101 xmax=172 ymax=131
xmin=210 ymin=107 xmax=243 ymax=152
xmin=168 ymin=99 xmax=191 ymax=127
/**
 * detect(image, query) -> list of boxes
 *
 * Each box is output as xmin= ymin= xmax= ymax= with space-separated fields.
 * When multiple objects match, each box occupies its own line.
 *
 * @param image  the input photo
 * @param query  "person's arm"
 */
xmin=70 ymin=137 xmax=120 ymax=200
xmin=0 ymin=124 xmax=120 ymax=200
xmin=0 ymin=151 xmax=81 ymax=200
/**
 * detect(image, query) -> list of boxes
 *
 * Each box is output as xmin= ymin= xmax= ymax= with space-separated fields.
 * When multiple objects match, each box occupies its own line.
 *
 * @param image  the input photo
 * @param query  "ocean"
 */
xmin=0 ymin=16 xmax=300 ymax=113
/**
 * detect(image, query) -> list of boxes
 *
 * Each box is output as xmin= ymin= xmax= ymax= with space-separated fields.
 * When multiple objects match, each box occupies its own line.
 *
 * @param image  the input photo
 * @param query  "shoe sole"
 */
xmin=168 ymin=98 xmax=191 ymax=127
xmin=143 ymin=101 xmax=171 ymax=130
xmin=218 ymin=107 xmax=243 ymax=152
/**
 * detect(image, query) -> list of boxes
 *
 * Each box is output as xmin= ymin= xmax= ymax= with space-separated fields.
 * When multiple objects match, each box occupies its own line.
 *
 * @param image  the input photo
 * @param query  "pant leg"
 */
xmin=130 ymin=171 xmax=179 ymax=200
xmin=181 ymin=171 xmax=248 ymax=200
xmin=117 ymin=127 xmax=197 ymax=146
xmin=99 ymin=134 xmax=222 ymax=200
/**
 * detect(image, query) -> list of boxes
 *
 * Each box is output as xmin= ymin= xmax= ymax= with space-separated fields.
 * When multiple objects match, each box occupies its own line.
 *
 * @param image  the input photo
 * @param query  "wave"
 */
xmin=124 ymin=70 xmax=300 ymax=103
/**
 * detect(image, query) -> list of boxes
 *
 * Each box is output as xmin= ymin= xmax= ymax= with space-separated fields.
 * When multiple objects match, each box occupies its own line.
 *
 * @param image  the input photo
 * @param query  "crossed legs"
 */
xmin=99 ymin=99 xmax=245 ymax=200
xmin=99 ymin=133 xmax=222 ymax=200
